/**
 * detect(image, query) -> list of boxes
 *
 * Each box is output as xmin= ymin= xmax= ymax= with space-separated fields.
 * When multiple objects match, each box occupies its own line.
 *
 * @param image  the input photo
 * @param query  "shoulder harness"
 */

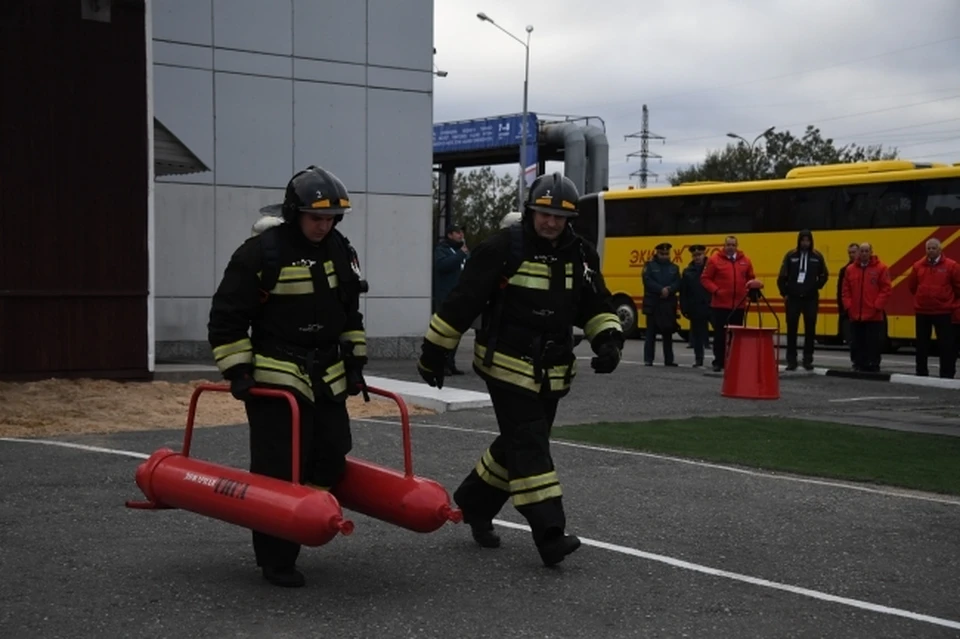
xmin=481 ymin=224 xmax=595 ymax=369
xmin=257 ymin=226 xmax=368 ymax=305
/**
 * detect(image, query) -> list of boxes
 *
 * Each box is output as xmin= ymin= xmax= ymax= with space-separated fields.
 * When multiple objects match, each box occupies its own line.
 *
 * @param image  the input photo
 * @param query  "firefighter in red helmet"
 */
xmin=417 ymin=172 xmax=624 ymax=567
xmin=207 ymin=165 xmax=368 ymax=588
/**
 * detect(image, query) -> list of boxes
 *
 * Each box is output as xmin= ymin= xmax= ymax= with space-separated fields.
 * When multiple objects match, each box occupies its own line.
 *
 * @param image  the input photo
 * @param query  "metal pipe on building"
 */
xmin=541 ymin=122 xmax=587 ymax=196
xmin=581 ymin=124 xmax=609 ymax=194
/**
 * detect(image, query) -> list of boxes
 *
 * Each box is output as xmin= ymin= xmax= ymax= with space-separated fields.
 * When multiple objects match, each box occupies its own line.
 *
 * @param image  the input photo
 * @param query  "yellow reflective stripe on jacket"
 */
xmin=321 ymin=360 xmax=348 ymax=396
xmin=340 ymin=330 xmax=367 ymax=358
xmin=584 ymin=313 xmax=622 ymax=341
xmin=272 ymin=266 xmax=314 ymax=295
xmin=507 ymin=261 xmax=551 ymax=291
xmin=324 ymin=260 xmax=338 ymax=289
xmin=473 ymin=344 xmax=575 ymax=393
xmin=564 ymin=263 xmax=573 ymax=289
xmin=212 ymin=338 xmax=253 ymax=373
xmin=475 ymin=448 xmax=510 ymax=491
xmin=253 ymin=355 xmax=314 ymax=402
xmin=425 ymin=313 xmax=462 ymax=349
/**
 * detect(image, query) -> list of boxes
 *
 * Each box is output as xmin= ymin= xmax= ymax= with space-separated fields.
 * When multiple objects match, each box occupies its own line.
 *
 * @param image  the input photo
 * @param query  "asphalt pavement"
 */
xmin=2 ymin=340 xmax=960 ymax=638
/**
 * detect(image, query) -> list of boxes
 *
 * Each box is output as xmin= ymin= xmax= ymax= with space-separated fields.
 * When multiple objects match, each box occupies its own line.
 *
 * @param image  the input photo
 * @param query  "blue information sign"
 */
xmin=433 ymin=113 xmax=538 ymax=154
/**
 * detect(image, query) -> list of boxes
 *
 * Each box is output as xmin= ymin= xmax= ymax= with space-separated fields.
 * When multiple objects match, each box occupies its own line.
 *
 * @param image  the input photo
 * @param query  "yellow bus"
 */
xmin=576 ymin=160 xmax=960 ymax=352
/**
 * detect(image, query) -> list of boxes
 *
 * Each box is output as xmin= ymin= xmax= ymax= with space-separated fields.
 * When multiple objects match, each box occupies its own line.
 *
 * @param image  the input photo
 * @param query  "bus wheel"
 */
xmin=613 ymin=295 xmax=638 ymax=339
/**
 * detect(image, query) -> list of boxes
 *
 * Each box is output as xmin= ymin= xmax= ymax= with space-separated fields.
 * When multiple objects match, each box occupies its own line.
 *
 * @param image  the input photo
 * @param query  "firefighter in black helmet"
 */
xmin=416 ymin=172 xmax=624 ymax=567
xmin=207 ymin=165 xmax=368 ymax=588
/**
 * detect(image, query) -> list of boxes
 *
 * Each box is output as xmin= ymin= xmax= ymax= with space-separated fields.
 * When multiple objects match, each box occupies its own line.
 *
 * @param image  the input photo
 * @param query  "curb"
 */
xmin=789 ymin=367 xmax=960 ymax=390
xmin=361 ymin=375 xmax=492 ymax=413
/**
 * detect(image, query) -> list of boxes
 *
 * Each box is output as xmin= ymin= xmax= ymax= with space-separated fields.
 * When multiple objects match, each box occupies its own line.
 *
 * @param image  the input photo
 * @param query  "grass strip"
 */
xmin=553 ymin=417 xmax=960 ymax=496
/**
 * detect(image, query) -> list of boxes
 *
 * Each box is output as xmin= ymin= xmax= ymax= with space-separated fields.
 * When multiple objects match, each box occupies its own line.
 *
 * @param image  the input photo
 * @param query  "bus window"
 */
xmin=916 ymin=178 xmax=960 ymax=225
xmin=575 ymin=194 xmax=599 ymax=246
xmin=772 ymin=187 xmax=836 ymax=232
xmin=703 ymin=192 xmax=765 ymax=234
xmin=605 ymin=198 xmax=649 ymax=237
xmin=674 ymin=196 xmax=706 ymax=235
xmin=837 ymin=183 xmax=914 ymax=228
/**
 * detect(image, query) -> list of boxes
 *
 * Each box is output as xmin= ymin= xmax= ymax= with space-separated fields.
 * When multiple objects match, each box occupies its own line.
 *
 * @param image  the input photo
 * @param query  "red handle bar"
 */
xmin=183 ymin=382 xmax=415 ymax=482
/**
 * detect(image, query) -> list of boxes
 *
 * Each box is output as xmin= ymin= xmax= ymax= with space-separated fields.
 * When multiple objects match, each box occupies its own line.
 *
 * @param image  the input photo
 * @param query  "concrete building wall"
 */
xmin=151 ymin=0 xmax=435 ymax=361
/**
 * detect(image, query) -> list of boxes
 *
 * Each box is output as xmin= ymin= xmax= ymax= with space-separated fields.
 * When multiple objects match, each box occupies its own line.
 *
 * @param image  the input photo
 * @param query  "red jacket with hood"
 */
xmin=906 ymin=255 xmax=960 ymax=315
xmin=701 ymin=250 xmax=756 ymax=310
xmin=841 ymin=255 xmax=892 ymax=322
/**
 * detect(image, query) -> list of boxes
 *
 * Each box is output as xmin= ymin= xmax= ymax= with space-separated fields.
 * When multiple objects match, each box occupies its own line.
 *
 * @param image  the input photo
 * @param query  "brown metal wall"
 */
xmin=0 ymin=1 xmax=150 ymax=380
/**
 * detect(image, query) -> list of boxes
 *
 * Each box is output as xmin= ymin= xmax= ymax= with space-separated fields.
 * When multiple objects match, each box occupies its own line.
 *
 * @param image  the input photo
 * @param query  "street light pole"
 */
xmin=726 ymin=126 xmax=775 ymax=179
xmin=477 ymin=12 xmax=533 ymax=211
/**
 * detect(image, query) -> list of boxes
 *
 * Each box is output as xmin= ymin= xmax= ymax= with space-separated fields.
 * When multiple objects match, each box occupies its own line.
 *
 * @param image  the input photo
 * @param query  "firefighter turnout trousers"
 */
xmin=453 ymin=383 xmax=564 ymax=545
xmin=245 ymin=389 xmax=351 ymax=569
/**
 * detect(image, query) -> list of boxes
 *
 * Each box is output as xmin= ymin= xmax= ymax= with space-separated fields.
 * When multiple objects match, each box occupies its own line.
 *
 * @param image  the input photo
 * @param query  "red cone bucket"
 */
xmin=721 ymin=325 xmax=780 ymax=399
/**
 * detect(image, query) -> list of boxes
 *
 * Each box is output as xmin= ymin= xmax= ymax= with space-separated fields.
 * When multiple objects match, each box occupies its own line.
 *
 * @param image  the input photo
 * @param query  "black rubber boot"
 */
xmin=537 ymin=534 xmax=581 ymax=567
xmin=469 ymin=520 xmax=501 ymax=548
xmin=262 ymin=566 xmax=306 ymax=588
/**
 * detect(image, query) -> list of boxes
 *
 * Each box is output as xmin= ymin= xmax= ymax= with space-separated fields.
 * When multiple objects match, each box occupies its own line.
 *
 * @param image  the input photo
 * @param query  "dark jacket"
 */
xmin=641 ymin=257 xmax=681 ymax=315
xmin=680 ymin=260 xmax=711 ymax=321
xmin=208 ymin=223 xmax=366 ymax=405
xmin=777 ymin=229 xmax=829 ymax=299
xmin=433 ymin=238 xmax=468 ymax=305
xmin=424 ymin=222 xmax=622 ymax=399
xmin=837 ymin=260 xmax=854 ymax=316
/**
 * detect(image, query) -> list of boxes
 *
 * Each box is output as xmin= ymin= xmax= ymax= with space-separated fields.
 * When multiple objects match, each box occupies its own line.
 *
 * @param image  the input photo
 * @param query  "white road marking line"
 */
xmin=359 ymin=418 xmax=960 ymax=507
xmin=0 ymin=437 xmax=150 ymax=459
xmin=2 ymin=436 xmax=958 ymax=632
xmin=828 ymin=396 xmax=920 ymax=403
xmin=491 ymin=518 xmax=960 ymax=631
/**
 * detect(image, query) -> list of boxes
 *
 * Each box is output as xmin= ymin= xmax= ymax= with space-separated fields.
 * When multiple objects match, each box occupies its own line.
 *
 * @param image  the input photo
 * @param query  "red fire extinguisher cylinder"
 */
xmin=133 ymin=448 xmax=354 ymax=546
xmin=334 ymin=457 xmax=463 ymax=534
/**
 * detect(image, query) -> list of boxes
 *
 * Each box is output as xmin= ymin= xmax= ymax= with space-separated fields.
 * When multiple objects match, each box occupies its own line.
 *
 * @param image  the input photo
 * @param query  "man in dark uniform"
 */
xmin=207 ymin=165 xmax=368 ymax=588
xmin=416 ymin=172 xmax=624 ymax=567
xmin=432 ymin=223 xmax=469 ymax=375
xmin=642 ymin=242 xmax=681 ymax=366
xmin=680 ymin=244 xmax=711 ymax=368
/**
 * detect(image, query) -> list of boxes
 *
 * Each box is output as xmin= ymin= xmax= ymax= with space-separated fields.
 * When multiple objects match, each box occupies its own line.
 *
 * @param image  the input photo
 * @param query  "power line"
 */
xmin=654 ymin=94 xmax=960 ymax=146
xmin=575 ymin=35 xmax=960 ymax=113
xmin=650 ymin=87 xmax=960 ymax=112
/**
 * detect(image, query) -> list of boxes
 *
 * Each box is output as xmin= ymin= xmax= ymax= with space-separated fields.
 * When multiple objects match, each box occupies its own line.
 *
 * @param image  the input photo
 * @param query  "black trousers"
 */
xmin=643 ymin=314 xmax=674 ymax=364
xmin=785 ymin=295 xmax=819 ymax=366
xmin=688 ymin=317 xmax=710 ymax=365
xmin=453 ymin=383 xmax=564 ymax=546
xmin=245 ymin=392 xmax=351 ymax=569
xmin=850 ymin=321 xmax=883 ymax=372
xmin=915 ymin=314 xmax=956 ymax=378
xmin=710 ymin=308 xmax=745 ymax=369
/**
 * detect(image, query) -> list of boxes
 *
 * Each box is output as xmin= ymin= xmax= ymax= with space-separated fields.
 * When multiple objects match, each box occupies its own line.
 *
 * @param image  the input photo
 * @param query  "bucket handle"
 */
xmin=182 ymin=384 xmax=304 ymax=484
xmin=724 ymin=289 xmax=783 ymax=367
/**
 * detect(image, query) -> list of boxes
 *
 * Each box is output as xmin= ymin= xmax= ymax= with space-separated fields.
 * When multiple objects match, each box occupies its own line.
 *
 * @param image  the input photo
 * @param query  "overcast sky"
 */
xmin=432 ymin=0 xmax=960 ymax=190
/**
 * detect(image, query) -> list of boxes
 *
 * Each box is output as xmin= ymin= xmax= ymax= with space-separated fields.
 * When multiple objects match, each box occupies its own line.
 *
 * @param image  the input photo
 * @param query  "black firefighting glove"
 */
xmin=590 ymin=329 xmax=624 ymax=374
xmin=224 ymin=365 xmax=256 ymax=401
xmin=344 ymin=356 xmax=366 ymax=397
xmin=417 ymin=340 xmax=447 ymax=389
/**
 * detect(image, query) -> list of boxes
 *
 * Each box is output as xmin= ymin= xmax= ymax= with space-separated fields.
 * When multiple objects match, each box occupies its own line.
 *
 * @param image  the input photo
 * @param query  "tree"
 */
xmin=432 ymin=167 xmax=519 ymax=247
xmin=668 ymin=126 xmax=899 ymax=185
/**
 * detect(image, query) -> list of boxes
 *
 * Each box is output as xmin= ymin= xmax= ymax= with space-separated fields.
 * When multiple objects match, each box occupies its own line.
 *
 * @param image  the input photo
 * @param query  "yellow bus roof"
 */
xmin=602 ymin=161 xmax=960 ymax=200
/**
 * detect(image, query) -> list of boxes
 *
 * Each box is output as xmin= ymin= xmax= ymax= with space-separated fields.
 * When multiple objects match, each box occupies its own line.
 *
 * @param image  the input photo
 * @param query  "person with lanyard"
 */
xmin=777 ymin=229 xmax=829 ymax=371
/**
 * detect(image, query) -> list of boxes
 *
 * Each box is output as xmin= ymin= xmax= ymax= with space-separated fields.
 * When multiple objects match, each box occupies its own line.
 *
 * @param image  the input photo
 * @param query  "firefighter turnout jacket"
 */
xmin=207 ymin=221 xmax=366 ymax=403
xmin=424 ymin=222 xmax=622 ymax=398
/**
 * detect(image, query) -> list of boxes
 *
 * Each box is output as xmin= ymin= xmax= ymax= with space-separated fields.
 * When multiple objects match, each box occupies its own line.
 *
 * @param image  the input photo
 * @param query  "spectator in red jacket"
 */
xmin=906 ymin=238 xmax=960 ymax=378
xmin=701 ymin=235 xmax=756 ymax=372
xmin=841 ymin=243 xmax=892 ymax=372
